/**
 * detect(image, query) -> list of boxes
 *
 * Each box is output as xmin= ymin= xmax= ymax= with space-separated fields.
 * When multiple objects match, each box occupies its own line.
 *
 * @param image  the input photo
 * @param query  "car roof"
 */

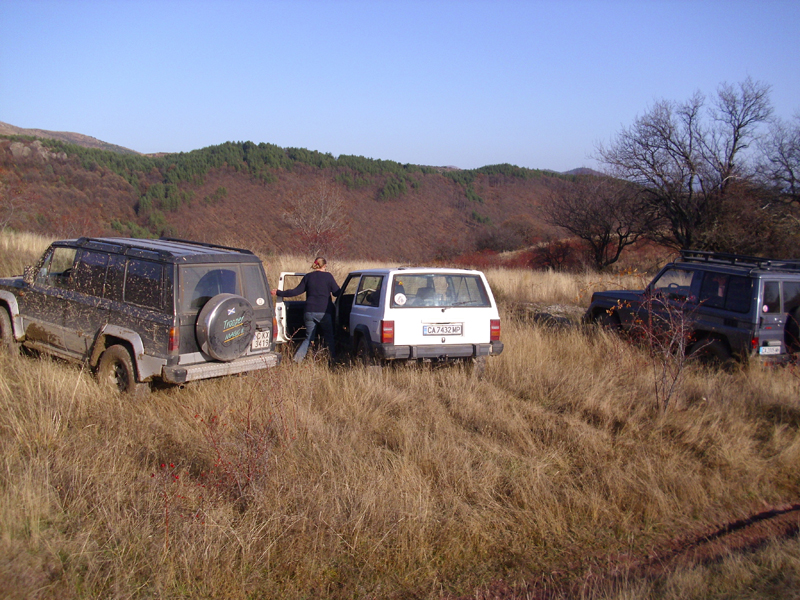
xmin=675 ymin=250 xmax=800 ymax=278
xmin=348 ymin=267 xmax=484 ymax=276
xmin=55 ymin=237 xmax=261 ymax=265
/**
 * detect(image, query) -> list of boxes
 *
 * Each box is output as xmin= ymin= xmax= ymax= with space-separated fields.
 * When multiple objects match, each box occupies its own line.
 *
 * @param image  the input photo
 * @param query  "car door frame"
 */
xmin=274 ymin=272 xmax=307 ymax=344
xmin=18 ymin=243 xmax=79 ymax=355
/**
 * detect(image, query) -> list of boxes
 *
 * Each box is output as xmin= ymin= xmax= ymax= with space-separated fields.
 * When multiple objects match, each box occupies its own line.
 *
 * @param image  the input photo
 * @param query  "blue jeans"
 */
xmin=294 ymin=311 xmax=336 ymax=363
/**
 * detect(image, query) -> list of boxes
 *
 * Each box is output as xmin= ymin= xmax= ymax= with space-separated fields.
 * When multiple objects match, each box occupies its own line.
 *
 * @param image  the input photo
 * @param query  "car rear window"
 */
xmin=390 ymin=273 xmax=489 ymax=308
xmin=179 ymin=264 xmax=268 ymax=314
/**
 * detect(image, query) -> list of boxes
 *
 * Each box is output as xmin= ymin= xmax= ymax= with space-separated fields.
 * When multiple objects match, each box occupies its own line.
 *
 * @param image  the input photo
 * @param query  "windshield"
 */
xmin=389 ymin=273 xmax=489 ymax=308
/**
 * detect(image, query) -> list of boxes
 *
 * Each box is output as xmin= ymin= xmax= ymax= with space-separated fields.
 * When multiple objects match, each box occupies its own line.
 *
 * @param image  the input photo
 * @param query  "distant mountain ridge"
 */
xmin=0 ymin=121 xmax=140 ymax=155
xmin=564 ymin=167 xmax=604 ymax=177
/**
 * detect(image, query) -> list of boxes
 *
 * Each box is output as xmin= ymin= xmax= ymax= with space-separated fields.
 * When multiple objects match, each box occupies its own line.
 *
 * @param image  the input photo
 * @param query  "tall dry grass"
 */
xmin=0 ymin=230 xmax=52 ymax=276
xmin=261 ymin=257 xmax=648 ymax=309
xmin=1 ymin=319 xmax=799 ymax=598
xmin=483 ymin=266 xmax=650 ymax=307
xmin=1 ymin=232 xmax=799 ymax=598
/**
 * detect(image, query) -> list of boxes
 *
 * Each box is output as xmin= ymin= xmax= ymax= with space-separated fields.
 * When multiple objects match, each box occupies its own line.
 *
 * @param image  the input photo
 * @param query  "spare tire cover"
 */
xmin=196 ymin=293 xmax=255 ymax=361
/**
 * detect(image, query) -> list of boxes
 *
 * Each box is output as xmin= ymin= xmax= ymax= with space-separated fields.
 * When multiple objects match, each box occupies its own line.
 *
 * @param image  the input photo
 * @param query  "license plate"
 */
xmin=423 ymin=323 xmax=462 ymax=336
xmin=759 ymin=346 xmax=781 ymax=355
xmin=251 ymin=330 xmax=271 ymax=350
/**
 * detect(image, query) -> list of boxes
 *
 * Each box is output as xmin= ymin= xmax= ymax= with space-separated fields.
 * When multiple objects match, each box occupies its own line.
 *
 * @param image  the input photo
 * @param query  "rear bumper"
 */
xmin=374 ymin=341 xmax=503 ymax=360
xmin=162 ymin=352 xmax=281 ymax=384
xmin=751 ymin=351 xmax=797 ymax=365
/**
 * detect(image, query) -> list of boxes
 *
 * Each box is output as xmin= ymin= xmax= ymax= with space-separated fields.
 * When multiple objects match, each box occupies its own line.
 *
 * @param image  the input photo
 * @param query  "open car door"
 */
xmin=274 ymin=272 xmax=307 ymax=344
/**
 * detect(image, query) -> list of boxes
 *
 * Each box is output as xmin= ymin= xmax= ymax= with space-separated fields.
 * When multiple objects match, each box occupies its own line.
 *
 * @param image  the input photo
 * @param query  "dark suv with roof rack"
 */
xmin=0 ymin=237 xmax=280 ymax=392
xmin=585 ymin=250 xmax=800 ymax=363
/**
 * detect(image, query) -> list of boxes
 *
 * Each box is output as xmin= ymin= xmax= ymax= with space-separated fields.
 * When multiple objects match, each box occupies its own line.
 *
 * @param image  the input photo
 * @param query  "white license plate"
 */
xmin=422 ymin=323 xmax=463 ymax=336
xmin=251 ymin=330 xmax=271 ymax=350
xmin=759 ymin=346 xmax=781 ymax=355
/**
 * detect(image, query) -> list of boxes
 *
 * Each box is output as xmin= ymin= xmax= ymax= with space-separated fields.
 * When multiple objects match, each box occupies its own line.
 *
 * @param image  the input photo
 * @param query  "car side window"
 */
xmin=762 ymin=281 xmax=781 ymax=314
xmin=784 ymin=282 xmax=800 ymax=314
xmin=72 ymin=250 xmax=109 ymax=297
xmin=104 ymin=254 xmax=126 ymax=302
xmin=699 ymin=273 xmax=729 ymax=309
xmin=355 ymin=276 xmax=383 ymax=307
xmin=699 ymin=273 xmax=752 ymax=313
xmin=35 ymin=247 xmax=77 ymax=289
xmin=124 ymin=259 xmax=164 ymax=310
xmin=342 ymin=275 xmax=361 ymax=297
xmin=724 ymin=276 xmax=752 ymax=313
xmin=650 ymin=268 xmax=697 ymax=301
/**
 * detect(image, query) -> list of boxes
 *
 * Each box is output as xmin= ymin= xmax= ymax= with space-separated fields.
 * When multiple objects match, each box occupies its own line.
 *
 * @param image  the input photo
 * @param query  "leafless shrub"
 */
xmin=282 ymin=181 xmax=350 ymax=257
xmin=621 ymin=294 xmax=699 ymax=413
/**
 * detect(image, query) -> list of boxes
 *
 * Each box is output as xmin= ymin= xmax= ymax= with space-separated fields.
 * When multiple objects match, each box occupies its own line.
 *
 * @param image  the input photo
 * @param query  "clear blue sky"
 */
xmin=1 ymin=0 xmax=798 ymax=172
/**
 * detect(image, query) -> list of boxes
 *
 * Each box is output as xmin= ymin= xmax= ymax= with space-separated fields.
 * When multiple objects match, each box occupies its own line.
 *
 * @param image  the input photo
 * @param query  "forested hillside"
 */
xmin=0 ymin=136 xmax=565 ymax=262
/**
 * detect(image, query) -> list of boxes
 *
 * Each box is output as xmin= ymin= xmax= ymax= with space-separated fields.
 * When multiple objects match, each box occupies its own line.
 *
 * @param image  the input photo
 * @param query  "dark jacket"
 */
xmin=277 ymin=270 xmax=340 ymax=314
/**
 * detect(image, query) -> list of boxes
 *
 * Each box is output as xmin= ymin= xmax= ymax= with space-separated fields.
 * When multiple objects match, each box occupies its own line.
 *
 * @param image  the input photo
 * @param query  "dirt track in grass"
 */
xmin=450 ymin=502 xmax=800 ymax=600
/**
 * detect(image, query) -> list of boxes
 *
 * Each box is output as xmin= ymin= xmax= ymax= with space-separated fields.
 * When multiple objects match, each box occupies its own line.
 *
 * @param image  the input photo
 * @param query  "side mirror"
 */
xmin=23 ymin=266 xmax=35 ymax=285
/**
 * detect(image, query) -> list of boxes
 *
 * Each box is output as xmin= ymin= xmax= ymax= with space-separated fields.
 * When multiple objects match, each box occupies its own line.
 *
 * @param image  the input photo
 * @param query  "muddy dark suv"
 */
xmin=585 ymin=250 xmax=800 ymax=363
xmin=0 ymin=237 xmax=280 ymax=392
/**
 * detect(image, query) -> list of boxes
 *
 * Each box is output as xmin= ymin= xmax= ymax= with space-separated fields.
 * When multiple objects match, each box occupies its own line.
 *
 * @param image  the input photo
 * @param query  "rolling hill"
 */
xmin=0 ymin=127 xmax=571 ymax=262
xmin=0 ymin=121 xmax=140 ymax=155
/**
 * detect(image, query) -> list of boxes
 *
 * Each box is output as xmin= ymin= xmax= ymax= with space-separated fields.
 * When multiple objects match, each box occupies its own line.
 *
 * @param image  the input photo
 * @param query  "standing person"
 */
xmin=272 ymin=257 xmax=340 ymax=364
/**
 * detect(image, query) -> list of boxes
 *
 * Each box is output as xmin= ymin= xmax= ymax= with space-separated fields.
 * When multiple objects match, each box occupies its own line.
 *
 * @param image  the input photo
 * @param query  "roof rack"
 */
xmin=679 ymin=249 xmax=800 ymax=273
xmin=159 ymin=237 xmax=254 ymax=255
xmin=73 ymin=236 xmax=255 ymax=261
xmin=74 ymin=236 xmax=173 ymax=261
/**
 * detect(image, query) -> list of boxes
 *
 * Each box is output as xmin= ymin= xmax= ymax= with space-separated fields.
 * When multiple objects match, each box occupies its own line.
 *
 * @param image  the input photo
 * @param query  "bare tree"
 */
xmin=597 ymin=78 xmax=773 ymax=249
xmin=758 ymin=113 xmax=800 ymax=206
xmin=282 ymin=181 xmax=350 ymax=256
xmin=544 ymin=176 xmax=654 ymax=271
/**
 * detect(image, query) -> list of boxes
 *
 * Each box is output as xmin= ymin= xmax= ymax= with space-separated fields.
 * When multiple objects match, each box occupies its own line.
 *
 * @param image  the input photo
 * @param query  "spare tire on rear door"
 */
xmin=196 ymin=293 xmax=255 ymax=361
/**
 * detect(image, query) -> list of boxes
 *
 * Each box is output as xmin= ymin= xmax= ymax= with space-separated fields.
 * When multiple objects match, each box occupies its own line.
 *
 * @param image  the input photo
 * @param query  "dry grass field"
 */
xmin=0 ymin=232 xmax=798 ymax=599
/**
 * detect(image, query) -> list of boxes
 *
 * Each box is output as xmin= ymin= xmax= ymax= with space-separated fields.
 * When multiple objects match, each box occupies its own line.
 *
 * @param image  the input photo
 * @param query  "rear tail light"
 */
xmin=490 ymin=319 xmax=501 ymax=342
xmin=751 ymin=336 xmax=759 ymax=352
xmin=168 ymin=326 xmax=179 ymax=353
xmin=381 ymin=320 xmax=394 ymax=345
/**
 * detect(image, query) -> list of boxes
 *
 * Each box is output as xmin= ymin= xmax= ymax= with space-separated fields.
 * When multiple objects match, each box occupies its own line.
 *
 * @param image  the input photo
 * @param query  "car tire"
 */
xmin=0 ymin=308 xmax=18 ymax=354
xmin=688 ymin=338 xmax=733 ymax=368
xmin=786 ymin=308 xmax=800 ymax=354
xmin=355 ymin=335 xmax=381 ymax=370
xmin=597 ymin=309 xmax=621 ymax=331
xmin=98 ymin=345 xmax=148 ymax=395
xmin=196 ymin=293 xmax=255 ymax=362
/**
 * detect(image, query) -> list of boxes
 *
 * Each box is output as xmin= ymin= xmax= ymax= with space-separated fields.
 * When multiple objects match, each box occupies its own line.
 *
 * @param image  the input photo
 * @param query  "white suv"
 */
xmin=276 ymin=267 xmax=503 ymax=369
